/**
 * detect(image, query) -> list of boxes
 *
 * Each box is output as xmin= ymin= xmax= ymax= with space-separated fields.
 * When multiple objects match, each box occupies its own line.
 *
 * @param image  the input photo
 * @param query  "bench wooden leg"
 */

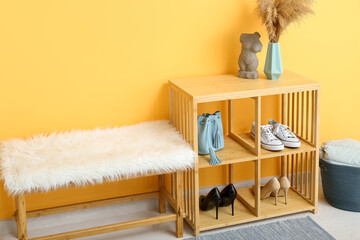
xmin=175 ymin=171 xmax=183 ymax=238
xmin=158 ymin=174 xmax=166 ymax=214
xmin=15 ymin=194 xmax=28 ymax=240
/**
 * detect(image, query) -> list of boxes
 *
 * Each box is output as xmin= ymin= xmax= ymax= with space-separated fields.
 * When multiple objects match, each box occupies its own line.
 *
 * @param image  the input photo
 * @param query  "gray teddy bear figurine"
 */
xmin=238 ymin=32 xmax=263 ymax=79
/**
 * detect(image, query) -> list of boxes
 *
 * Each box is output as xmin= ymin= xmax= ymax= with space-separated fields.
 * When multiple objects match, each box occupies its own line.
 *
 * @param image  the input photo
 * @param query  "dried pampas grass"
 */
xmin=256 ymin=0 xmax=314 ymax=42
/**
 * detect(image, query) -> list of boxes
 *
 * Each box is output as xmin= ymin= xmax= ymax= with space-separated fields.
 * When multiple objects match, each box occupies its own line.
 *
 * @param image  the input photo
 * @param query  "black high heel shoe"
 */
xmin=219 ymin=184 xmax=237 ymax=216
xmin=199 ymin=187 xmax=221 ymax=219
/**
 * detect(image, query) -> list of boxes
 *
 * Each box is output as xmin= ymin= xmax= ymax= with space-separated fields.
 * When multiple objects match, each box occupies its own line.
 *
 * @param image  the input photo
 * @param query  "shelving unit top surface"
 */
xmin=169 ymin=70 xmax=320 ymax=102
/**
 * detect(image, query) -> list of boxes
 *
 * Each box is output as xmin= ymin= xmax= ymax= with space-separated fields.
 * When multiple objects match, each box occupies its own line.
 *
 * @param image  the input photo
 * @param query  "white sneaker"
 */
xmin=251 ymin=122 xmax=284 ymax=151
xmin=268 ymin=119 xmax=301 ymax=148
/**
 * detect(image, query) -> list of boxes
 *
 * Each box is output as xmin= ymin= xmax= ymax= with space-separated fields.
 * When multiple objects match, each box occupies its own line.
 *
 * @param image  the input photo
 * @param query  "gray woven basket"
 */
xmin=320 ymin=158 xmax=360 ymax=212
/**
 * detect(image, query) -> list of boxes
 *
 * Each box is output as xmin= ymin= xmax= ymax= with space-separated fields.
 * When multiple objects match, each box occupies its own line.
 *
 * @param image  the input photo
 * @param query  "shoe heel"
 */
xmin=231 ymin=200 xmax=235 ymax=216
xmin=282 ymin=187 xmax=289 ymax=204
xmin=215 ymin=198 xmax=221 ymax=220
xmin=216 ymin=205 xmax=219 ymax=219
xmin=274 ymin=189 xmax=279 ymax=206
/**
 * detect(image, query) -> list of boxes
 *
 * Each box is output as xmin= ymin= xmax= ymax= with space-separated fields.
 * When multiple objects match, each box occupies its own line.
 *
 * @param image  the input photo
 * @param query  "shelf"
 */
xmin=199 ymin=187 xmax=314 ymax=232
xmin=197 ymin=133 xmax=315 ymax=168
xmin=237 ymin=187 xmax=314 ymax=218
xmin=199 ymin=196 xmax=257 ymax=231
xmin=236 ymin=132 xmax=316 ymax=159
xmin=198 ymin=136 xmax=257 ymax=168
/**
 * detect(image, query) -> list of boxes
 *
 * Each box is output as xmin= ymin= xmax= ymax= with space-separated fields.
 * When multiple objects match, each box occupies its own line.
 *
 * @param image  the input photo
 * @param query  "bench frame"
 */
xmin=14 ymin=172 xmax=184 ymax=240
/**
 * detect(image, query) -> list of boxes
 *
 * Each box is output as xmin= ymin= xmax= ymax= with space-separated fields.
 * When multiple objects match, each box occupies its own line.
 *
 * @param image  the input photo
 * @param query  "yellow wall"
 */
xmin=1 ymin=0 xmax=359 ymax=220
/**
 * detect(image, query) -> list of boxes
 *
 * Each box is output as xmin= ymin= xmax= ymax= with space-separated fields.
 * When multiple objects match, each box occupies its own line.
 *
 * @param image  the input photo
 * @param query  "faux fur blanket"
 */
xmin=0 ymin=120 xmax=196 ymax=195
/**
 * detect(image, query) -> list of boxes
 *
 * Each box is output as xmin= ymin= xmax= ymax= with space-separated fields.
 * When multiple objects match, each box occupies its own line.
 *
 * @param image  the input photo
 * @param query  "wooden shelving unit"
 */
xmin=168 ymin=71 xmax=320 ymax=236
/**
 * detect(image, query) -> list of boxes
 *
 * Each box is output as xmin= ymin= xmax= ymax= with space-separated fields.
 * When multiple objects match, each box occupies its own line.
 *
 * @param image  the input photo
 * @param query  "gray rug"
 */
xmin=186 ymin=217 xmax=335 ymax=240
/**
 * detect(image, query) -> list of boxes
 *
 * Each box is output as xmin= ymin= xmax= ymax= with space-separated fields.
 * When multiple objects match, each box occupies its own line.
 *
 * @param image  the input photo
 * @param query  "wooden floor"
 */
xmin=0 ymin=183 xmax=358 ymax=240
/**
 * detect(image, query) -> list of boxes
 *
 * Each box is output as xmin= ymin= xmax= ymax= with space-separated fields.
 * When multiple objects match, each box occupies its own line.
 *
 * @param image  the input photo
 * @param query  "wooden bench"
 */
xmin=0 ymin=121 xmax=195 ymax=240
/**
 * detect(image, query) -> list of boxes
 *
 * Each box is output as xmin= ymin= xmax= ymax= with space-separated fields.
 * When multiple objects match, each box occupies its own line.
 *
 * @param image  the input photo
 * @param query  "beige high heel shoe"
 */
xmin=252 ymin=178 xmax=280 ymax=205
xmin=279 ymin=176 xmax=290 ymax=204
xmin=270 ymin=176 xmax=291 ymax=204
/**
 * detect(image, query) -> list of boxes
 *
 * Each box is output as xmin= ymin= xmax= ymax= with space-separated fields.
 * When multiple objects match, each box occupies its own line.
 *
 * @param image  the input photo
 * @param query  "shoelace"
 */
xmin=274 ymin=124 xmax=296 ymax=138
xmin=261 ymin=125 xmax=278 ymax=142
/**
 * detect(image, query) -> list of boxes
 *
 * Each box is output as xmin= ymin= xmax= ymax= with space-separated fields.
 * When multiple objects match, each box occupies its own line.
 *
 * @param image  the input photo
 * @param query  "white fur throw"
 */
xmin=0 ymin=120 xmax=195 ymax=195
